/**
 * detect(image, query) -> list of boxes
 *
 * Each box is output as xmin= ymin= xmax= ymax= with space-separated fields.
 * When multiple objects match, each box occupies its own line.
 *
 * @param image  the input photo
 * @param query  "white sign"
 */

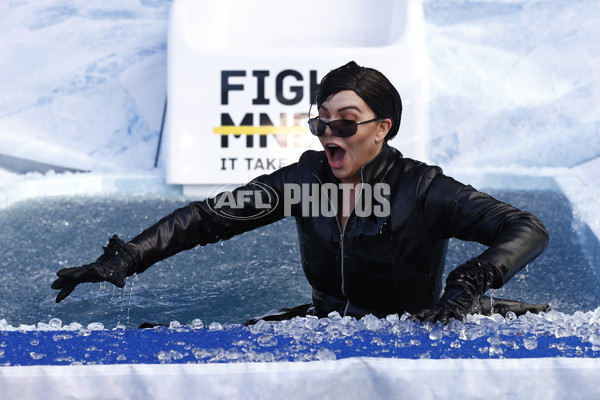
xmin=166 ymin=0 xmax=427 ymax=193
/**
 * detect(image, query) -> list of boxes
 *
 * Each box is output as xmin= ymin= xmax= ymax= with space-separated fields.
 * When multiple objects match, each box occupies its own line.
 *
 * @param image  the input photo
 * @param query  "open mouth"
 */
xmin=325 ymin=143 xmax=346 ymax=167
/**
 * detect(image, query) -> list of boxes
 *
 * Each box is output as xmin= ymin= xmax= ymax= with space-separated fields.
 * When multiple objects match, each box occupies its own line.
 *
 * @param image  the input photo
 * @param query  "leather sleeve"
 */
xmin=128 ymin=163 xmax=299 ymax=272
xmin=423 ymin=174 xmax=549 ymax=287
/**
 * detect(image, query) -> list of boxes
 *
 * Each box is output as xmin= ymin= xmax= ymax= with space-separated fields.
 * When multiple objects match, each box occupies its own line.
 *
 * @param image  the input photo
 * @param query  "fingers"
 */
xmin=52 ymin=266 xmax=90 ymax=303
xmin=411 ymin=306 xmax=456 ymax=325
xmin=56 ymin=268 xmax=73 ymax=278
xmin=411 ymin=305 xmax=440 ymax=322
xmin=54 ymin=264 xmax=90 ymax=283
xmin=55 ymin=284 xmax=77 ymax=303
xmin=54 ymin=264 xmax=102 ymax=285
xmin=100 ymin=268 xmax=126 ymax=288
xmin=110 ymin=275 xmax=126 ymax=288
xmin=436 ymin=310 xmax=451 ymax=325
xmin=52 ymin=272 xmax=78 ymax=303
xmin=51 ymin=270 xmax=78 ymax=291
xmin=51 ymin=276 xmax=66 ymax=290
xmin=51 ymin=263 xmax=126 ymax=303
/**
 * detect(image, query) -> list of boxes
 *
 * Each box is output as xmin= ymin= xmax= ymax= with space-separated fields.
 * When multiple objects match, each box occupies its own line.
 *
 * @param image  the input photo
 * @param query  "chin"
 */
xmin=331 ymin=169 xmax=356 ymax=184
xmin=330 ymin=169 xmax=345 ymax=180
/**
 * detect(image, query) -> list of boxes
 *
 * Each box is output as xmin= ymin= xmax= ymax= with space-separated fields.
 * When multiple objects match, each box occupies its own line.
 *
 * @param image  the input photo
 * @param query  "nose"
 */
xmin=322 ymin=121 xmax=334 ymax=137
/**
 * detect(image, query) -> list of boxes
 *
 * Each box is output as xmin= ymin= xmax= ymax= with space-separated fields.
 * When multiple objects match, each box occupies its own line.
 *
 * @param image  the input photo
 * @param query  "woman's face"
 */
xmin=317 ymin=90 xmax=391 ymax=185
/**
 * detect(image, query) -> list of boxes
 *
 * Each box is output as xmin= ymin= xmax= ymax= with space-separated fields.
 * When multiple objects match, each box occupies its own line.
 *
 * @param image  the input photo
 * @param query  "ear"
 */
xmin=374 ymin=118 xmax=392 ymax=143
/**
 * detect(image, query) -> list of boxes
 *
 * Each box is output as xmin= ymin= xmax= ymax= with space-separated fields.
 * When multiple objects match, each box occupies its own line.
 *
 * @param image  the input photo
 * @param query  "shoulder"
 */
xmin=398 ymin=156 xmax=442 ymax=177
xmin=298 ymin=149 xmax=327 ymax=167
xmin=385 ymin=147 xmax=444 ymax=193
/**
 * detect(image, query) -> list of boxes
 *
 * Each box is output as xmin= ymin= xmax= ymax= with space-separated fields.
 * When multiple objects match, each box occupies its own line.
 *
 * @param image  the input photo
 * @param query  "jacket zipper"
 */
xmin=339 ymin=230 xmax=349 ymax=316
xmin=315 ymin=170 xmax=365 ymax=317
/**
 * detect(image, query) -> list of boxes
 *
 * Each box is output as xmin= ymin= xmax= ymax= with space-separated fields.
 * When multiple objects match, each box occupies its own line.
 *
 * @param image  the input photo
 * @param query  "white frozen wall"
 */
xmin=426 ymin=1 xmax=600 ymax=168
xmin=2 ymin=358 xmax=600 ymax=400
xmin=0 ymin=0 xmax=599 ymax=172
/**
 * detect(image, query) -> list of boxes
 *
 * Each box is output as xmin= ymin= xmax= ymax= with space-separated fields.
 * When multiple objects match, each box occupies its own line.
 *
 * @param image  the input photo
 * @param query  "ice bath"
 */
xmin=1 ymin=171 xmax=600 ymax=398
xmin=0 ymin=178 xmax=598 ymax=330
xmin=0 ymin=170 xmax=599 ymax=344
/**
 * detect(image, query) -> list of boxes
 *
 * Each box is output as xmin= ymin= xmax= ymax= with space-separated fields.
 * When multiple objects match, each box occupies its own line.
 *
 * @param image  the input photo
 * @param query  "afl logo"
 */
xmin=206 ymin=182 xmax=279 ymax=220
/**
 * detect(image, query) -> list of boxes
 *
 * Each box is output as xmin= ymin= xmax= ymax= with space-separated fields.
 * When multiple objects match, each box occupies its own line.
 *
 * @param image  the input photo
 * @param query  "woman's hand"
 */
xmin=412 ymin=280 xmax=485 ymax=324
xmin=51 ymin=235 xmax=140 ymax=303
xmin=412 ymin=259 xmax=501 ymax=324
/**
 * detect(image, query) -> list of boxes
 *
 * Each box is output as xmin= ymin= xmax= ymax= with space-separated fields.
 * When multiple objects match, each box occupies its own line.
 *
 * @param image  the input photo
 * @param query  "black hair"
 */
xmin=315 ymin=61 xmax=403 ymax=141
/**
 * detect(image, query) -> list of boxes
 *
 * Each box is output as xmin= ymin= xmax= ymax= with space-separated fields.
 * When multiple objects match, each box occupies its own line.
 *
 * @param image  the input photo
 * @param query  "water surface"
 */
xmin=0 ymin=189 xmax=598 ymax=328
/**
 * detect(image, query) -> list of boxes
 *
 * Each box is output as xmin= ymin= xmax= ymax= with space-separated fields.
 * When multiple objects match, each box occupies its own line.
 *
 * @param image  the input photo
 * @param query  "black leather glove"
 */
xmin=480 ymin=296 xmax=550 ymax=316
xmin=51 ymin=235 xmax=141 ymax=303
xmin=412 ymin=259 xmax=502 ymax=324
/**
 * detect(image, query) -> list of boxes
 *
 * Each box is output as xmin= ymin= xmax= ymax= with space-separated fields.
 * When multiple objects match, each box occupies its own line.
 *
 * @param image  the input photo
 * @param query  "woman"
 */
xmin=52 ymin=61 xmax=549 ymax=324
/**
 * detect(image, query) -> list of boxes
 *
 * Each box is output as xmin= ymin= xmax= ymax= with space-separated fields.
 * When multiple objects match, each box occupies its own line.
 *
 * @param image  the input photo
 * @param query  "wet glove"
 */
xmin=412 ymin=259 xmax=502 ymax=324
xmin=51 ymin=235 xmax=141 ymax=303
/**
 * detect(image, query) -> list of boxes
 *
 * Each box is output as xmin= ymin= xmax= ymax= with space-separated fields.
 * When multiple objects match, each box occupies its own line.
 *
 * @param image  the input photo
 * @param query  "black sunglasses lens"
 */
xmin=330 ymin=119 xmax=357 ymax=137
xmin=308 ymin=118 xmax=358 ymax=137
xmin=317 ymin=119 xmax=327 ymax=136
xmin=308 ymin=118 xmax=322 ymax=136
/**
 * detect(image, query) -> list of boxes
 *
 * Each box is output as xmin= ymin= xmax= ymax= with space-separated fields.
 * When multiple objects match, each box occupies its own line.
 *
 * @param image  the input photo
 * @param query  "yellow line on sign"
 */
xmin=212 ymin=126 xmax=307 ymax=135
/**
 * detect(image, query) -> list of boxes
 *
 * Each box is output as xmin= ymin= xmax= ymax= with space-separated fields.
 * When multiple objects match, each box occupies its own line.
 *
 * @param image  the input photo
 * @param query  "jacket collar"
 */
xmin=360 ymin=143 xmax=399 ymax=185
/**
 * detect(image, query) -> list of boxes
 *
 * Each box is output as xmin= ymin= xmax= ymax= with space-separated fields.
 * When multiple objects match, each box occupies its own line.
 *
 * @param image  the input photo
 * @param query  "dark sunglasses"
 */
xmin=307 ymin=117 xmax=383 ymax=137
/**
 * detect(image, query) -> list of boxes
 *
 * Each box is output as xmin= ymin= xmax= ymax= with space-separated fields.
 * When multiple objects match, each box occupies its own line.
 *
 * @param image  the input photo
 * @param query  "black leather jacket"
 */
xmin=130 ymin=144 xmax=549 ymax=318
